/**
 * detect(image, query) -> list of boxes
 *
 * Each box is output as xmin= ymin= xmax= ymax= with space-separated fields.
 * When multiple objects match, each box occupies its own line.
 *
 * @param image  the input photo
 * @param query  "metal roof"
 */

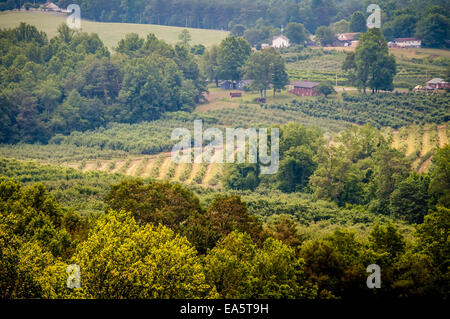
xmin=290 ymin=81 xmax=320 ymax=88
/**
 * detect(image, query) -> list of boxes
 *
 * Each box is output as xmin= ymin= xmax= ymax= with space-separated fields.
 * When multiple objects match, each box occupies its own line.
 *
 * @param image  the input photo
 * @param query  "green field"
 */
xmin=318 ymin=46 xmax=450 ymax=88
xmin=0 ymin=11 xmax=228 ymax=48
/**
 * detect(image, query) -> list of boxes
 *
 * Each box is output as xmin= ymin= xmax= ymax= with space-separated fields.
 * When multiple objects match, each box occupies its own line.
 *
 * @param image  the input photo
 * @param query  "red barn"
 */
xmin=288 ymin=81 xmax=321 ymax=96
xmin=427 ymin=78 xmax=449 ymax=89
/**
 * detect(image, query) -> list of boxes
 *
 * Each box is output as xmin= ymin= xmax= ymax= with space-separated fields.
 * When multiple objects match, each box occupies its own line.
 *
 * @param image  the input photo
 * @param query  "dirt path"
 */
xmin=186 ymin=153 xmax=203 ymax=184
xmin=421 ymin=129 xmax=431 ymax=156
xmin=157 ymin=157 xmax=172 ymax=180
xmin=418 ymin=156 xmax=433 ymax=173
xmin=125 ymin=159 xmax=142 ymax=176
xmin=391 ymin=130 xmax=400 ymax=149
xmin=438 ymin=125 xmax=448 ymax=147
xmin=82 ymin=162 xmax=96 ymax=172
xmin=173 ymin=161 xmax=186 ymax=181
xmin=406 ymin=129 xmax=416 ymax=156
xmin=196 ymin=90 xmax=240 ymax=112
xmin=111 ymin=160 xmax=126 ymax=174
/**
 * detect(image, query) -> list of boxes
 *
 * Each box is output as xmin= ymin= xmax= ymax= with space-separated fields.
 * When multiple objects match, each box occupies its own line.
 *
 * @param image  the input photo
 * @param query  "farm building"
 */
xmin=336 ymin=32 xmax=360 ymax=46
xmin=219 ymin=80 xmax=234 ymax=90
xmin=272 ymin=35 xmax=290 ymax=48
xmin=427 ymin=78 xmax=449 ymax=89
xmin=413 ymin=85 xmax=434 ymax=92
xmin=237 ymin=80 xmax=253 ymax=91
xmin=40 ymin=2 xmax=61 ymax=12
xmin=220 ymin=80 xmax=253 ymax=91
xmin=390 ymin=38 xmax=422 ymax=48
xmin=288 ymin=81 xmax=321 ymax=96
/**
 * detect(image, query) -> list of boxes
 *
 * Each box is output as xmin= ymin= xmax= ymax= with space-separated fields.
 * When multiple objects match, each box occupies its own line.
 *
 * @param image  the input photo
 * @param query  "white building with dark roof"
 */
xmin=272 ymin=35 xmax=290 ymax=48
xmin=392 ymin=38 xmax=421 ymax=48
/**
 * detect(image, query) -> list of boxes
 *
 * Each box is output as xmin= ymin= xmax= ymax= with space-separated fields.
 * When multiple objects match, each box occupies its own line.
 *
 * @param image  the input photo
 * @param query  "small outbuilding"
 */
xmin=427 ymin=78 xmax=449 ymax=89
xmin=288 ymin=81 xmax=321 ymax=96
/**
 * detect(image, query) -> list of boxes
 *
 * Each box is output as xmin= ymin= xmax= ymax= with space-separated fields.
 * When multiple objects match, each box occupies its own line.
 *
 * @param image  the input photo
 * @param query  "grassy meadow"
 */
xmin=0 ymin=11 xmax=228 ymax=49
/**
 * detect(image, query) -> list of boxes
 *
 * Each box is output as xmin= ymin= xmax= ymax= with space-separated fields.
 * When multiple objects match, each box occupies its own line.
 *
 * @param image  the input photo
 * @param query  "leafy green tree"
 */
xmin=243 ymin=50 xmax=273 ymax=98
xmin=390 ymin=173 xmax=430 ymax=223
xmin=315 ymin=26 xmax=335 ymax=46
xmin=349 ymin=11 xmax=367 ymax=32
xmin=428 ymin=145 xmax=450 ymax=208
xmin=0 ymin=178 xmax=82 ymax=298
xmin=355 ymin=28 xmax=396 ymax=93
xmin=267 ymin=215 xmax=303 ymax=249
xmin=243 ymin=27 xmax=271 ymax=48
xmin=231 ymin=24 xmax=246 ymax=37
xmin=372 ymin=146 xmax=411 ymax=214
xmin=104 ymin=178 xmax=202 ymax=231
xmin=243 ymin=48 xmax=288 ymax=98
xmin=369 ymin=222 xmax=406 ymax=262
xmin=14 ymin=22 xmax=47 ymax=45
xmin=204 ymin=195 xmax=266 ymax=246
xmin=72 ymin=210 xmax=213 ymax=298
xmin=316 ymin=81 xmax=336 ymax=97
xmin=200 ymin=45 xmax=219 ymax=86
xmin=57 ymin=23 xmax=75 ymax=44
xmin=115 ymin=33 xmax=144 ymax=55
xmin=277 ymin=146 xmax=316 ymax=192
xmin=275 ymin=123 xmax=321 ymax=193
xmin=415 ymin=13 xmax=449 ymax=48
xmin=271 ymin=50 xmax=289 ymax=96
xmin=205 ymin=231 xmax=317 ymax=298
xmin=190 ymin=44 xmax=205 ymax=55
xmin=382 ymin=14 xmax=417 ymax=41
xmin=223 ymin=164 xmax=260 ymax=191
xmin=217 ymin=36 xmax=252 ymax=82
xmin=204 ymin=231 xmax=256 ymax=298
xmin=332 ymin=19 xmax=350 ymax=34
xmin=416 ymin=206 xmax=450 ymax=277
xmin=310 ymin=125 xmax=388 ymax=206
xmin=286 ymin=22 xmax=308 ymax=45
xmin=391 ymin=251 xmax=434 ymax=298
xmin=178 ymin=29 xmax=192 ymax=48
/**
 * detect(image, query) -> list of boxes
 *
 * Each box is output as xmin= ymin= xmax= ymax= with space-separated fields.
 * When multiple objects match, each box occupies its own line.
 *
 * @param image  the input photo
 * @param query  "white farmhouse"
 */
xmin=393 ymin=38 xmax=421 ymax=48
xmin=272 ymin=35 xmax=290 ymax=48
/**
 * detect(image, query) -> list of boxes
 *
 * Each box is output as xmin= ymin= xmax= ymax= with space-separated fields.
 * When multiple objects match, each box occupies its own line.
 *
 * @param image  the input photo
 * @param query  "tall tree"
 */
xmin=354 ymin=28 xmax=396 ymax=93
xmin=243 ymin=48 xmax=288 ymax=98
xmin=217 ymin=36 xmax=252 ymax=82
xmin=286 ymin=22 xmax=308 ymax=45
xmin=200 ymin=45 xmax=219 ymax=87
xmin=415 ymin=13 xmax=450 ymax=48
xmin=315 ymin=26 xmax=335 ymax=46
xmin=349 ymin=11 xmax=367 ymax=32
xmin=178 ymin=29 xmax=192 ymax=48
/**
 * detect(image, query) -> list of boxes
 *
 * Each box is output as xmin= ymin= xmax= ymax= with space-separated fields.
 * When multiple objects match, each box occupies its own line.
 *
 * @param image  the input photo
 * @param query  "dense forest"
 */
xmin=0 ymin=142 xmax=449 ymax=298
xmin=0 ymin=1 xmax=449 ymax=302
xmin=0 ymin=23 xmax=205 ymax=143
xmin=2 ymin=0 xmax=448 ymax=47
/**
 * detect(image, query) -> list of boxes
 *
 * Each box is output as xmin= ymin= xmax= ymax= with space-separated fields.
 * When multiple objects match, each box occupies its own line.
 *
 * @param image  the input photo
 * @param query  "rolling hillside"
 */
xmin=1 ymin=123 xmax=446 ymax=190
xmin=0 ymin=11 xmax=228 ymax=48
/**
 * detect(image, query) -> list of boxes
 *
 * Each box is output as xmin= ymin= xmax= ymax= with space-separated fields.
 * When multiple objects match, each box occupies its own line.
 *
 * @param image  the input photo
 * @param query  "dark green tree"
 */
xmin=316 ymin=81 xmax=336 ymax=97
xmin=315 ymin=26 xmax=335 ymax=46
xmin=390 ymin=173 xmax=430 ymax=223
xmin=349 ymin=11 xmax=367 ymax=32
xmin=355 ymin=28 xmax=397 ymax=93
xmin=286 ymin=22 xmax=308 ymax=45
xmin=217 ymin=36 xmax=252 ymax=82
xmin=415 ymin=13 xmax=449 ymax=48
